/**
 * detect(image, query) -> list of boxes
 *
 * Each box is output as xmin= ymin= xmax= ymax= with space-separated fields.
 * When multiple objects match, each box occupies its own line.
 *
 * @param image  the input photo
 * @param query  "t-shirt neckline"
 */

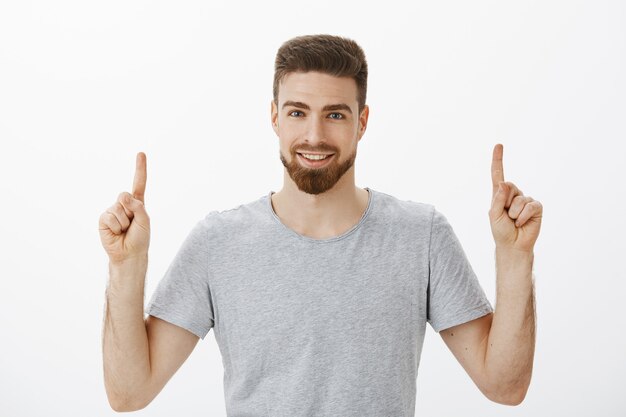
xmin=266 ymin=187 xmax=374 ymax=243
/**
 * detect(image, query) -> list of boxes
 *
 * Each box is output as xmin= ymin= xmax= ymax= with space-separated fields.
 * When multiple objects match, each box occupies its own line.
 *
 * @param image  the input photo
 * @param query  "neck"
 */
xmin=271 ymin=168 xmax=369 ymax=239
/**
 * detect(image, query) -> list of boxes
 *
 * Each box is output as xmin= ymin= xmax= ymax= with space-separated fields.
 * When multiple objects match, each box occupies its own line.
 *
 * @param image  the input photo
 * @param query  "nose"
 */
xmin=304 ymin=115 xmax=326 ymax=145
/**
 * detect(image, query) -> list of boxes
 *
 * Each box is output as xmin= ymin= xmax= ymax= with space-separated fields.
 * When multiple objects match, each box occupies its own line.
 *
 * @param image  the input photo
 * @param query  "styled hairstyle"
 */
xmin=273 ymin=34 xmax=368 ymax=114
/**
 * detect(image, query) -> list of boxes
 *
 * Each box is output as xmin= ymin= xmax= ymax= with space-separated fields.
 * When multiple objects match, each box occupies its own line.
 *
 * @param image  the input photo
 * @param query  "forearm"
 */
xmin=102 ymin=256 xmax=152 ymax=410
xmin=484 ymin=247 xmax=536 ymax=404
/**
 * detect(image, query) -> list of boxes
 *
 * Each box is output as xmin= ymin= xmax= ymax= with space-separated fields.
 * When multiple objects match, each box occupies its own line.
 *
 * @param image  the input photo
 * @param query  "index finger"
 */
xmin=132 ymin=152 xmax=147 ymax=203
xmin=491 ymin=143 xmax=505 ymax=197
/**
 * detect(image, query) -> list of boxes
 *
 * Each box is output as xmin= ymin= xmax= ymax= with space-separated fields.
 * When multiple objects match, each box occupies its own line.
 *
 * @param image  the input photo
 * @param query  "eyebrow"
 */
xmin=282 ymin=100 xmax=353 ymax=115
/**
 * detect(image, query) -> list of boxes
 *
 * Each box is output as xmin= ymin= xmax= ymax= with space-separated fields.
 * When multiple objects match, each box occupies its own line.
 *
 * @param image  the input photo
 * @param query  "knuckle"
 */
xmin=104 ymin=211 xmax=118 ymax=225
xmin=109 ymin=206 xmax=129 ymax=224
xmin=507 ymin=182 xmax=523 ymax=195
xmin=117 ymin=192 xmax=131 ymax=203
xmin=103 ymin=215 xmax=120 ymax=231
xmin=111 ymin=203 xmax=125 ymax=216
xmin=99 ymin=213 xmax=114 ymax=229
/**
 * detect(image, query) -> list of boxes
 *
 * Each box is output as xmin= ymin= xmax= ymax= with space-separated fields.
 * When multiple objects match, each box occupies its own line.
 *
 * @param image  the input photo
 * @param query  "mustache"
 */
xmin=291 ymin=144 xmax=338 ymax=154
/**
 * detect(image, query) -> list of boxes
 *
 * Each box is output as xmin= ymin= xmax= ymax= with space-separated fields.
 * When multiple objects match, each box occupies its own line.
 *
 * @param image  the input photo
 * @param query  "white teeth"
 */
xmin=301 ymin=153 xmax=330 ymax=160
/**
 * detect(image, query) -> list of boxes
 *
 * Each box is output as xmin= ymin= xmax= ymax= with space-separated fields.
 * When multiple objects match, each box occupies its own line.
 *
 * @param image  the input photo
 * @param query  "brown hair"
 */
xmin=273 ymin=34 xmax=368 ymax=114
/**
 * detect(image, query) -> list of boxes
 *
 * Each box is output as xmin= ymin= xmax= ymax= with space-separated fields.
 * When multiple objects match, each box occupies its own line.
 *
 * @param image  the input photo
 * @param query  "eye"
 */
xmin=288 ymin=110 xmax=304 ymax=117
xmin=328 ymin=113 xmax=344 ymax=120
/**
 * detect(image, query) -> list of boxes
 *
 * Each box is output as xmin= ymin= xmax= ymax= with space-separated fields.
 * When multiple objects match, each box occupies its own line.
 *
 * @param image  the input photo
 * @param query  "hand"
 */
xmin=489 ymin=144 xmax=543 ymax=253
xmin=99 ymin=152 xmax=150 ymax=264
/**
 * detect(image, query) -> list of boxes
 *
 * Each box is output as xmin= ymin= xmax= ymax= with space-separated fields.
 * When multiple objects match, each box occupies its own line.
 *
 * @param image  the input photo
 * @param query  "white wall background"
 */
xmin=1 ymin=1 xmax=624 ymax=416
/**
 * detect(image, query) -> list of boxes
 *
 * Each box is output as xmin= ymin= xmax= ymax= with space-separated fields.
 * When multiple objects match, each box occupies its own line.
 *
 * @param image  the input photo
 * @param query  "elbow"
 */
xmin=479 ymin=364 xmax=533 ymax=406
xmin=107 ymin=391 xmax=152 ymax=412
xmin=489 ymin=390 xmax=527 ymax=406
xmin=108 ymin=398 xmax=148 ymax=413
xmin=483 ymin=381 xmax=530 ymax=406
xmin=104 ymin=374 xmax=155 ymax=412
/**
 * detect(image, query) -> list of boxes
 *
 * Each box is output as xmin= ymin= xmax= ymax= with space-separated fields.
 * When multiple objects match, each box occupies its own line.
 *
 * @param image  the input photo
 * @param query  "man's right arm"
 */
xmin=103 ymin=257 xmax=199 ymax=412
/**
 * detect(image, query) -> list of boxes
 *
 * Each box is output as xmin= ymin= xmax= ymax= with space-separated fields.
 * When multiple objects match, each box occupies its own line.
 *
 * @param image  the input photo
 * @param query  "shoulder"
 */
xmin=197 ymin=193 xmax=271 ymax=237
xmin=370 ymin=188 xmax=436 ymax=225
xmin=368 ymin=189 xmax=458 ymax=248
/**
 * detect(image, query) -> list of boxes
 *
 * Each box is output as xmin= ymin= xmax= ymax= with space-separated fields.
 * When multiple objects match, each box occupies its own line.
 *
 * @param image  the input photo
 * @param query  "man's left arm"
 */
xmin=440 ymin=144 xmax=542 ymax=406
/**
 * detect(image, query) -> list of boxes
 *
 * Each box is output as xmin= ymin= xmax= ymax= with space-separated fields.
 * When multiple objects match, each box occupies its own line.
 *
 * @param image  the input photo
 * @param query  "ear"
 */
xmin=357 ymin=104 xmax=369 ymax=141
xmin=271 ymin=100 xmax=279 ymax=135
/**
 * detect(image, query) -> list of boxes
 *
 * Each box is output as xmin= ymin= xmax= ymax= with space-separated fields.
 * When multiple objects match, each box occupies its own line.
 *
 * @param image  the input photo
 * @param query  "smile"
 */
xmin=297 ymin=153 xmax=335 ymax=168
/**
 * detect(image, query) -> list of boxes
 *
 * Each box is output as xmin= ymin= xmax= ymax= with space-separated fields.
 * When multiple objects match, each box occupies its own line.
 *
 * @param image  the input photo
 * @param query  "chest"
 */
xmin=208 ymin=239 xmax=428 ymax=355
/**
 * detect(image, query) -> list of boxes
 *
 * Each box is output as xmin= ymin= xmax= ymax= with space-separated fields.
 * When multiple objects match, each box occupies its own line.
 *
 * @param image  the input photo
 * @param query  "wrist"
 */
xmin=109 ymin=254 xmax=149 ymax=270
xmin=495 ymin=245 xmax=534 ymax=260
xmin=494 ymin=246 xmax=534 ymax=288
xmin=107 ymin=256 xmax=148 ymax=294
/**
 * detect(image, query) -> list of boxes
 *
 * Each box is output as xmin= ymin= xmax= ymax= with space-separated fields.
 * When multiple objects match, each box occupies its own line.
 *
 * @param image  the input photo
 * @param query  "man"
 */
xmin=99 ymin=34 xmax=542 ymax=415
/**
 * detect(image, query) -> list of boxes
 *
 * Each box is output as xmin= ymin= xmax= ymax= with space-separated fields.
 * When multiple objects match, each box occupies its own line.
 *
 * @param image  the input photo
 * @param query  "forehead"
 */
xmin=278 ymin=71 xmax=358 ymax=107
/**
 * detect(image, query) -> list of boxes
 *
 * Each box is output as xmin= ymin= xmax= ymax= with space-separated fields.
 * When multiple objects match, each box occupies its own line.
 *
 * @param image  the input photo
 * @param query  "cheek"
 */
xmin=278 ymin=137 xmax=296 ymax=155
xmin=277 ymin=126 xmax=302 ymax=148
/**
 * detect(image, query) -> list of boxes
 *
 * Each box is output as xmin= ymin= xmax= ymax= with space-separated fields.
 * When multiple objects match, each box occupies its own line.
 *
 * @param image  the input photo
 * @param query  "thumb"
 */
xmin=122 ymin=194 xmax=150 ymax=229
xmin=490 ymin=182 xmax=508 ymax=219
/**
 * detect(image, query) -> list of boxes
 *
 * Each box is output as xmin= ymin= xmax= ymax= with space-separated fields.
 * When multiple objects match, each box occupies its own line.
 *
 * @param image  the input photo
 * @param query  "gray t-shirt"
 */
xmin=146 ymin=187 xmax=493 ymax=416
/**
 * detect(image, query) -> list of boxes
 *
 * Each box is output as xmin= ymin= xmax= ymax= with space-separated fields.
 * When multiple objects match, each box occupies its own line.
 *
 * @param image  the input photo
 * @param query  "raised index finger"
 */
xmin=132 ymin=152 xmax=147 ymax=203
xmin=491 ymin=143 xmax=505 ymax=197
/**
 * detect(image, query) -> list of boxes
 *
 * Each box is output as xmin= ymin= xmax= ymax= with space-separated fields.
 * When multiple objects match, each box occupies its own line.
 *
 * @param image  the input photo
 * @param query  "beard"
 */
xmin=279 ymin=143 xmax=357 ymax=195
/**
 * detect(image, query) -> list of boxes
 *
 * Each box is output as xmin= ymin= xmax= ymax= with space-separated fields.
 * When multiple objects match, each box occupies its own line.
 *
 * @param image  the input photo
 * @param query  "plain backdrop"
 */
xmin=1 ymin=1 xmax=625 ymax=416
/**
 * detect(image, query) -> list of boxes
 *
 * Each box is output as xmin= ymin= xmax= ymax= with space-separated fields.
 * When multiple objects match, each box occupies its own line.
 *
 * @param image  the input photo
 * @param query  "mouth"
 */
xmin=296 ymin=152 xmax=335 ymax=168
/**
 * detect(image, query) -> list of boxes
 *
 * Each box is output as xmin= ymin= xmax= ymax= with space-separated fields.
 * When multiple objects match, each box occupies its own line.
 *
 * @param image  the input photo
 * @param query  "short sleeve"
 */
xmin=146 ymin=217 xmax=214 ymax=340
xmin=427 ymin=208 xmax=493 ymax=332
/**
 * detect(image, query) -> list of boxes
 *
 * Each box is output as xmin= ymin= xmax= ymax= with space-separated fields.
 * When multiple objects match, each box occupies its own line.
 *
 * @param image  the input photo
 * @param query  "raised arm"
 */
xmin=439 ymin=144 xmax=542 ymax=405
xmin=99 ymin=153 xmax=200 ymax=411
